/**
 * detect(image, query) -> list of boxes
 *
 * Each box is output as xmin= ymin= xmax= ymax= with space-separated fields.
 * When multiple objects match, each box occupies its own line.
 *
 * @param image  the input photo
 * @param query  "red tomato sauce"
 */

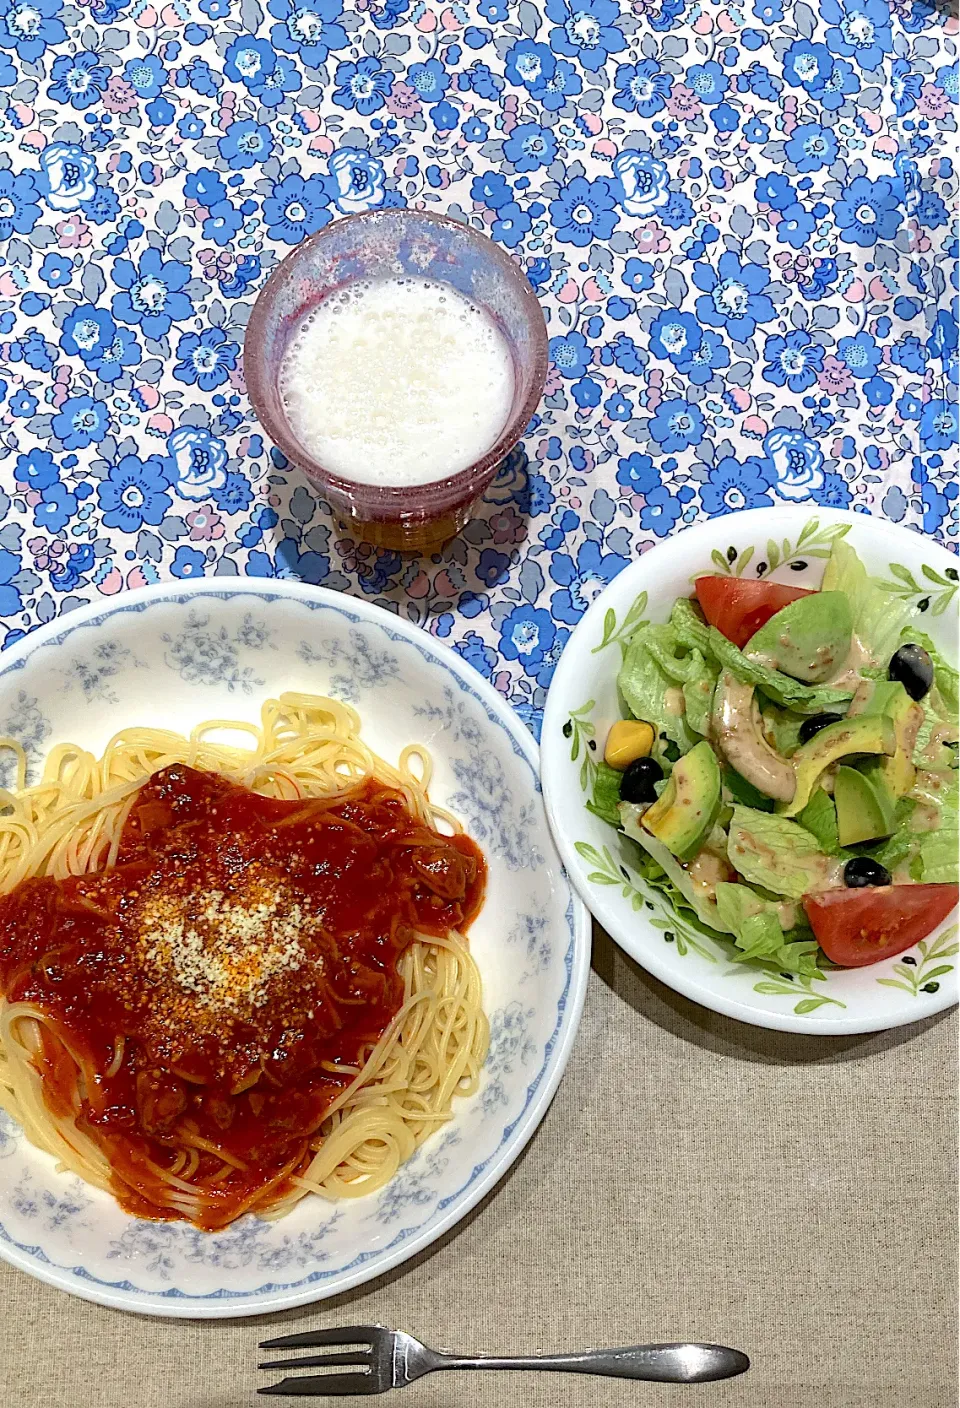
xmin=0 ymin=764 xmax=485 ymax=1229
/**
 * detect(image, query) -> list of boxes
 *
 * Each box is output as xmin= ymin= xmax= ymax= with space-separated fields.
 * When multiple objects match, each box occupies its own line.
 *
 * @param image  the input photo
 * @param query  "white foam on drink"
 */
xmin=278 ymin=277 xmax=515 ymax=487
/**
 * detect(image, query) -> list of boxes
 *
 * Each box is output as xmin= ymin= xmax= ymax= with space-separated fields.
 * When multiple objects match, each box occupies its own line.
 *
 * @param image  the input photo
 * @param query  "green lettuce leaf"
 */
xmin=722 ymin=764 xmax=775 ymax=813
xmin=669 ymin=596 xmax=712 ymax=652
xmin=714 ymin=882 xmax=822 ymax=975
xmin=749 ymin=936 xmax=823 ymax=976
xmin=715 ymin=881 xmax=769 ymax=931
xmin=627 ymin=848 xmax=733 ymax=953
xmin=796 ymin=788 xmax=842 ymax=855
xmin=867 ymin=797 xmax=919 ymax=874
xmin=641 ymin=624 xmax=702 ymax=682
xmin=910 ymin=773 xmax=958 ymax=884
xmin=821 ymin=538 xmax=915 ymax=667
xmin=620 ymin=802 xmax=730 ymax=933
xmin=728 ymin=805 xmax=839 ymax=899
xmin=739 ymin=910 xmax=784 ymax=950
xmin=708 ymin=628 xmax=854 ymax=714
xmin=900 ymin=628 xmax=959 ymax=718
xmin=621 ymin=808 xmax=825 ymax=974
xmin=901 ymin=629 xmax=959 ymax=771
xmin=630 ymin=845 xmax=694 ymax=911
xmin=683 ymin=658 xmax=717 ymax=738
xmin=587 ymin=761 xmax=623 ymax=828
xmin=759 ymin=700 xmax=806 ymax=758
xmin=669 ymin=599 xmax=854 ymax=714
xmin=913 ymin=704 xmax=959 ymax=772
xmin=618 ymin=624 xmax=701 ymax=755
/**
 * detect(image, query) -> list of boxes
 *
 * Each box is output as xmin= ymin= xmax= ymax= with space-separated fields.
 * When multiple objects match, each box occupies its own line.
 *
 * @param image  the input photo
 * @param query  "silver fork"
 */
xmin=258 ymin=1325 xmax=750 ymax=1395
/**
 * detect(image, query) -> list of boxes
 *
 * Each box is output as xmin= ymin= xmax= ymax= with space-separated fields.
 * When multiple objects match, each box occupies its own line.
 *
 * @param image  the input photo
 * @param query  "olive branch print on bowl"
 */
xmin=699 ymin=516 xmax=853 ymax=581
xmin=541 ymin=507 xmax=959 ymax=1036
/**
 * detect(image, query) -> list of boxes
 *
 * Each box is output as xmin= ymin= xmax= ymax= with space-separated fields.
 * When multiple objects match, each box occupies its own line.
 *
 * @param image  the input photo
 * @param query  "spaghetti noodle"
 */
xmin=0 ymin=694 xmax=488 ymax=1230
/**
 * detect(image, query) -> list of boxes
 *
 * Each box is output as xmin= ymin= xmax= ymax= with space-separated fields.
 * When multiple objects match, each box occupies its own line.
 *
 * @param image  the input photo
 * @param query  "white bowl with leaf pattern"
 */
xmin=0 ymin=581 xmax=590 ymax=1315
xmin=541 ymin=508 xmax=958 ymax=1035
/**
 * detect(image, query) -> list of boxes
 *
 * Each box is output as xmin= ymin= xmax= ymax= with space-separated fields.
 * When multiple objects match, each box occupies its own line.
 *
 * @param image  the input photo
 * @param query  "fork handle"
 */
xmin=428 ymin=1343 xmax=749 ymax=1383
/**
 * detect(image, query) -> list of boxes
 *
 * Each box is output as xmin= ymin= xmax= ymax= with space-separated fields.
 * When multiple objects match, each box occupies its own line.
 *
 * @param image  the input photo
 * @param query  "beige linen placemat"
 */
xmin=2 ymin=925 xmax=957 ymax=1408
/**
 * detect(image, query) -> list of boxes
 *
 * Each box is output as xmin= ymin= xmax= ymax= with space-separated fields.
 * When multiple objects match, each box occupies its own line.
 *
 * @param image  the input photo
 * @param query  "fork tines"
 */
xmin=260 ymin=1325 xmax=378 ymax=1352
xmin=258 ymin=1325 xmax=385 ymax=1398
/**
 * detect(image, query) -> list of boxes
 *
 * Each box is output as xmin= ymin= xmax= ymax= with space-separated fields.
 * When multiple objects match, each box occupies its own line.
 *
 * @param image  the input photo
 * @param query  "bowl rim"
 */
xmin=0 ymin=579 xmax=592 ymax=1315
xmin=541 ymin=506 xmax=958 ymax=1037
xmin=243 ymin=209 xmax=549 ymax=509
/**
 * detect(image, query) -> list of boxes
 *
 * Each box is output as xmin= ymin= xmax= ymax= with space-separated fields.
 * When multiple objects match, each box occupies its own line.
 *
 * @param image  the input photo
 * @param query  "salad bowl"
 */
xmin=542 ymin=508 xmax=958 ymax=1035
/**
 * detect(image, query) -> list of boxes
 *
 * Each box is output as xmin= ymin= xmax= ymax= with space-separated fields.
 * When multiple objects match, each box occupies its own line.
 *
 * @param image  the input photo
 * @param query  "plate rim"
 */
xmin=0 ymin=579 xmax=592 ymax=1316
xmin=541 ymin=506 xmax=958 ymax=1037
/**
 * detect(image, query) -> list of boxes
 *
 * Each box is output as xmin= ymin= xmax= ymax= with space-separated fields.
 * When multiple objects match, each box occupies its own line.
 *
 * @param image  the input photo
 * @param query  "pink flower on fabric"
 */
xmin=667 ymin=84 xmax=701 ymax=119
xmin=386 ymin=82 xmax=421 ymax=118
xmin=102 ymin=76 xmax=137 ymax=113
xmin=56 ymin=218 xmax=91 ymax=248
xmin=186 ymin=509 xmax=224 ymax=541
xmin=817 ymin=357 xmax=854 ymax=395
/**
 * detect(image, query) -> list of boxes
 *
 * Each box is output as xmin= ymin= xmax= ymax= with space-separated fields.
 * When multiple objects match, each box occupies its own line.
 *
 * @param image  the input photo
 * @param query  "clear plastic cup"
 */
xmin=245 ymin=209 xmax=548 ymax=553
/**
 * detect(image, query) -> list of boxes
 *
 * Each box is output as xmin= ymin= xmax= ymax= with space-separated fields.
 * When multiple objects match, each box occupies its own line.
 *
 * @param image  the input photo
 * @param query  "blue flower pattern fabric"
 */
xmin=0 ymin=0 xmax=954 ymax=737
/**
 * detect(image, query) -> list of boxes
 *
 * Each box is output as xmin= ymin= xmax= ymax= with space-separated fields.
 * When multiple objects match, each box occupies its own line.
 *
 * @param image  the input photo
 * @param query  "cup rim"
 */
xmin=244 ymin=208 xmax=549 ymax=506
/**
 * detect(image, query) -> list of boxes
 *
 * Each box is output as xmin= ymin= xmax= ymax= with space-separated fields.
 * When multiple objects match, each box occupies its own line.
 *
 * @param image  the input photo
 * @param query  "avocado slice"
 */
xmin=745 ymin=591 xmax=852 ymax=683
xmin=711 ymin=672 xmax=796 ymax=803
xmin=833 ymin=765 xmax=896 ymax=845
xmin=855 ymin=679 xmax=924 ymax=799
xmin=641 ymin=739 xmax=720 ymax=859
xmin=776 ymin=713 xmax=896 ymax=817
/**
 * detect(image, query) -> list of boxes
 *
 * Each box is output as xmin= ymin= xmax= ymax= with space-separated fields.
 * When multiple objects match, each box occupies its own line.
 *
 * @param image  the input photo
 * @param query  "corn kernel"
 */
xmin=604 ymin=720 xmax=654 ymax=770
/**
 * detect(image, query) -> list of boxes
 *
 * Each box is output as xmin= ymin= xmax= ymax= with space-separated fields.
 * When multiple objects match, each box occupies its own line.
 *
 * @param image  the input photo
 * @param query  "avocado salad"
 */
xmin=590 ymin=538 xmax=960 ymax=974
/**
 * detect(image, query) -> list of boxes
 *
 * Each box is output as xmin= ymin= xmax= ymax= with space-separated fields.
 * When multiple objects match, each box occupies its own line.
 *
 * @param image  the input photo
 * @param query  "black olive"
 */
xmin=799 ymin=713 xmax=844 ymax=745
xmin=619 ymin=756 xmax=664 ymax=805
xmin=843 ymin=857 xmax=892 ymax=888
xmin=889 ymin=643 xmax=934 ymax=701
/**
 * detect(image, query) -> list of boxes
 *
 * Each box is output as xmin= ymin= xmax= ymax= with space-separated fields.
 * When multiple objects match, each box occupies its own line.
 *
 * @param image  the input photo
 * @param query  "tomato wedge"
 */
xmin=694 ymin=577 xmax=814 ymax=650
xmin=803 ymin=884 xmax=960 ymax=967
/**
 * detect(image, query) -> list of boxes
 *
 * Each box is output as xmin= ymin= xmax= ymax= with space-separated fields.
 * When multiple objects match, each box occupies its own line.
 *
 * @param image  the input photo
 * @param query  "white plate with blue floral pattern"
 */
xmin=542 ymin=507 xmax=958 ymax=1036
xmin=0 ymin=581 xmax=590 ymax=1316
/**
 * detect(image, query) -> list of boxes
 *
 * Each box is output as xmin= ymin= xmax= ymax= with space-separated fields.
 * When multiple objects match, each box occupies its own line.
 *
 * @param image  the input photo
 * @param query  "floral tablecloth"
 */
xmin=0 ymin=0 xmax=955 ymax=733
